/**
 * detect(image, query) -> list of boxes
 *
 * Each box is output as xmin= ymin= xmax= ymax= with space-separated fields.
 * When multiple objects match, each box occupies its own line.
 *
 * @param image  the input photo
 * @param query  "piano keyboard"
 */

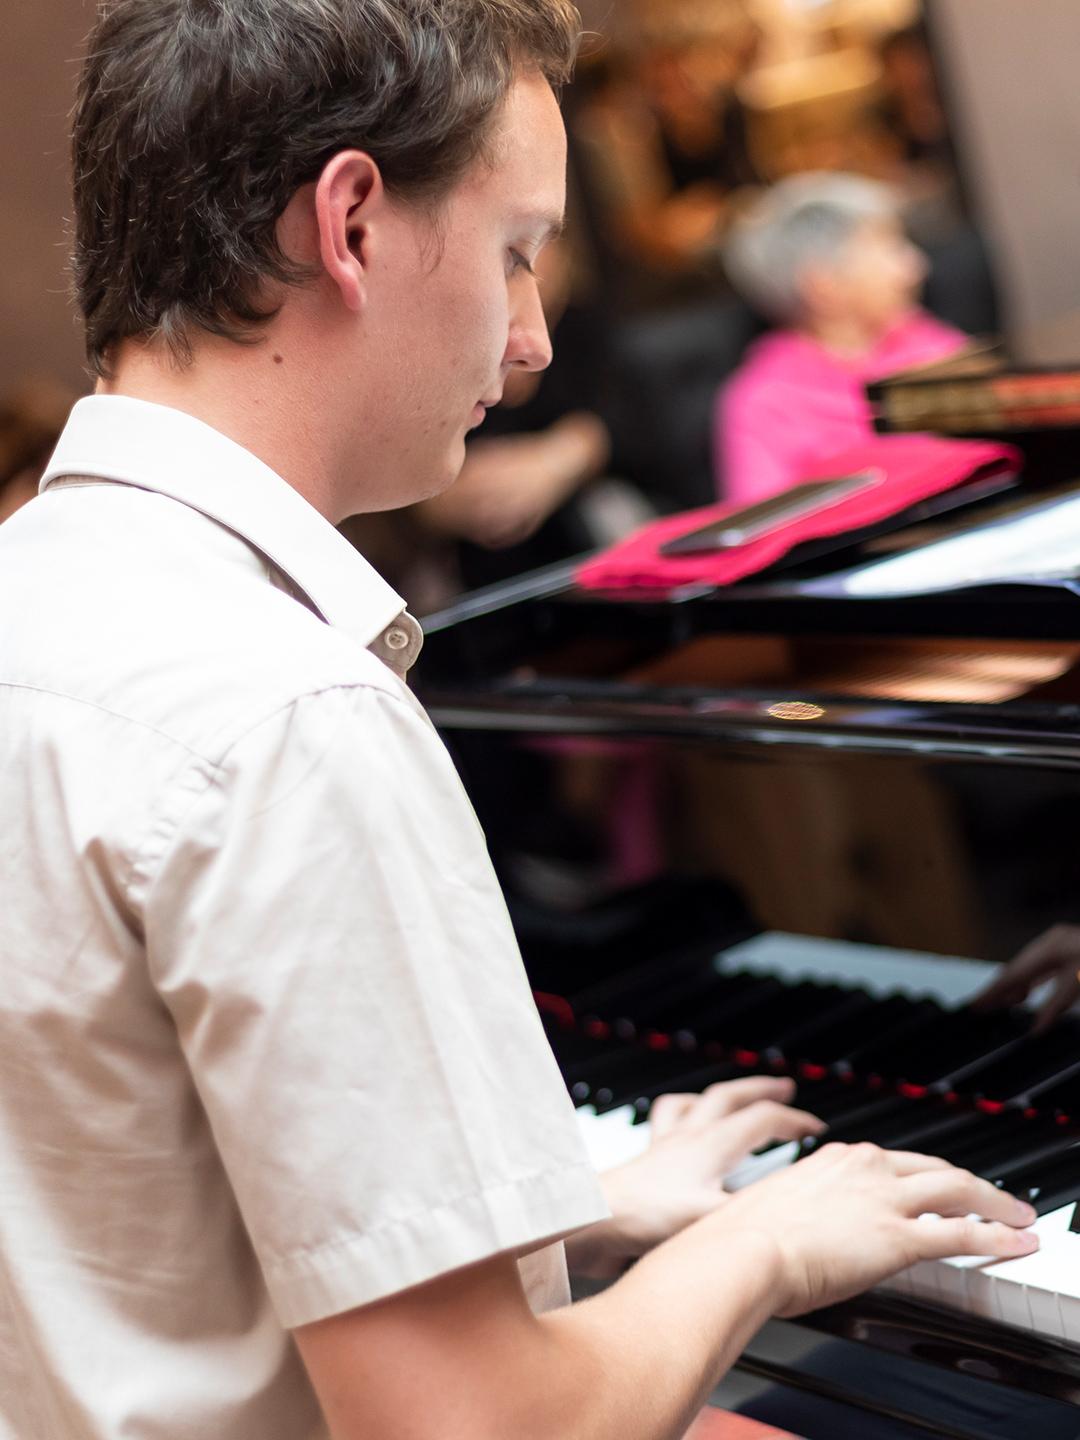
xmin=546 ymin=933 xmax=1080 ymax=1344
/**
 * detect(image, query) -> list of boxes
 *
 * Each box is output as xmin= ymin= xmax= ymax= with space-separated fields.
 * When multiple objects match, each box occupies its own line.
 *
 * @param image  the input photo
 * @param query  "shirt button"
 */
xmin=384 ymin=627 xmax=410 ymax=652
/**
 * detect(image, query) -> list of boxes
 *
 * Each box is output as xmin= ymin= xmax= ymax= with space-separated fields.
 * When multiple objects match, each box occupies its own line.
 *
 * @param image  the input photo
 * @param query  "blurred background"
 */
xmin=3 ymin=0 xmax=1078 ymax=605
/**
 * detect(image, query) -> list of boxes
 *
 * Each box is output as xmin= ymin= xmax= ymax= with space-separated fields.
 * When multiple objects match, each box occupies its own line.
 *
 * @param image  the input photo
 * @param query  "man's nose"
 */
xmin=506 ymin=281 xmax=554 ymax=374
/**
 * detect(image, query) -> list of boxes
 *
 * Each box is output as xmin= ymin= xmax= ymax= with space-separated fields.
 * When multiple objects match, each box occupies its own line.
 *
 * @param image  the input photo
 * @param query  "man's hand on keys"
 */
xmin=587 ymin=1077 xmax=823 ymax=1273
xmin=715 ymin=1141 xmax=1039 ymax=1318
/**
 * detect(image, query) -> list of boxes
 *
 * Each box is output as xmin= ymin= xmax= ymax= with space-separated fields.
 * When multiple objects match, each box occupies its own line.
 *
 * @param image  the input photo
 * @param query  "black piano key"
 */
xmin=792 ymin=1077 xmax=866 ymax=1121
xmin=903 ymin=1011 xmax=1030 ymax=1089
xmin=557 ymin=1032 xmax=658 ymax=1087
xmin=835 ymin=998 xmax=946 ymax=1074
xmin=963 ymin=1020 xmax=1080 ymax=1103
xmin=672 ymin=976 xmax=790 ymax=1045
xmin=569 ymin=952 xmax=718 ymax=1019
xmin=693 ymin=980 xmax=841 ymax=1051
xmin=801 ymin=1095 xmax=922 ymax=1152
xmin=1025 ymin=1054 xmax=1080 ymax=1105
xmin=933 ymin=1111 xmax=1037 ymax=1168
xmin=769 ymin=991 xmax=893 ymax=1066
xmin=753 ymin=984 xmax=873 ymax=1056
xmin=560 ymin=1032 xmax=687 ymax=1092
xmin=634 ymin=970 xmax=766 ymax=1033
xmin=542 ymin=1020 xmax=621 ymax=1066
xmin=866 ymin=1105 xmax=991 ymax=1156
xmin=839 ymin=1097 xmax=947 ymax=1149
xmin=593 ymin=1049 xmax=762 ymax=1112
xmin=877 ymin=1010 xmax=1011 ymax=1088
xmin=629 ymin=1061 xmax=744 ymax=1116
xmin=1012 ymin=1145 xmax=1080 ymax=1214
xmin=1020 ymin=1064 xmax=1080 ymax=1120
xmin=983 ymin=1130 xmax=1080 ymax=1187
xmin=732 ymin=983 xmax=863 ymax=1052
xmin=1030 ymin=1180 xmax=1080 ymax=1218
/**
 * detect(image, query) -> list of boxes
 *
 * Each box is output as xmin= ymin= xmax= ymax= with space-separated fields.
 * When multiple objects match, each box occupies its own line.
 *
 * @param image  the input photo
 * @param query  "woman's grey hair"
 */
xmin=723 ymin=172 xmax=898 ymax=323
xmin=72 ymin=0 xmax=581 ymax=376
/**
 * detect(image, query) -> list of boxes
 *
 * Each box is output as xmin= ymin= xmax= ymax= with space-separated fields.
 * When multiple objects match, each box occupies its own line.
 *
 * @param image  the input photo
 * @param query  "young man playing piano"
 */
xmin=0 ymin=3 xmax=1040 ymax=1437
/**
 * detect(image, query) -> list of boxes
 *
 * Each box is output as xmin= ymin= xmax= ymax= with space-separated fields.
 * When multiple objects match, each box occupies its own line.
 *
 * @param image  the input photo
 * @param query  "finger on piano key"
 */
xmin=910 ymin=1192 xmax=1080 ymax=1332
xmin=973 ymin=1201 xmax=1080 ymax=1337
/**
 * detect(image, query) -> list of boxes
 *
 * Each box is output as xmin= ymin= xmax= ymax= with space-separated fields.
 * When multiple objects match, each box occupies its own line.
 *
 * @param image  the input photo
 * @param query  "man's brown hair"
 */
xmin=72 ymin=0 xmax=581 ymax=375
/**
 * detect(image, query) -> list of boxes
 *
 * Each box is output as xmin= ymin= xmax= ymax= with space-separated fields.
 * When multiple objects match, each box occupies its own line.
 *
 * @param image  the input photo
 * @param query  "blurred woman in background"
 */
xmin=714 ymin=171 xmax=967 ymax=504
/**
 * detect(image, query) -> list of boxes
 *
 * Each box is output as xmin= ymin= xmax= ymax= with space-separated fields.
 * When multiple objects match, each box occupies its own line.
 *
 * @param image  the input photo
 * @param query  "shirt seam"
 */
xmin=126 ymin=681 xmax=433 ymax=910
xmin=263 ymin=1159 xmax=605 ymax=1278
xmin=0 ymin=680 xmax=212 ymax=763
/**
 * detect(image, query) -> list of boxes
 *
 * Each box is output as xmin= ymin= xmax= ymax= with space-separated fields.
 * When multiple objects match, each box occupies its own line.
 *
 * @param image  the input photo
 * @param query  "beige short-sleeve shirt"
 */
xmin=0 ymin=396 xmax=607 ymax=1439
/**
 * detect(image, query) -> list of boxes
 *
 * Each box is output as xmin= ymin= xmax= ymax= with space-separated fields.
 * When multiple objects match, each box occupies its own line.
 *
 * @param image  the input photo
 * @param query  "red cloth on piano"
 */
xmin=574 ymin=435 xmax=1020 ymax=594
xmin=683 ymin=1409 xmax=804 ymax=1439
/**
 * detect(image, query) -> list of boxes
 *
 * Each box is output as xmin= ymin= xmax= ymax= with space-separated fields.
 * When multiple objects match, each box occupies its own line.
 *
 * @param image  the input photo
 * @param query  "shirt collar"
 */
xmin=40 ymin=395 xmax=408 ymax=655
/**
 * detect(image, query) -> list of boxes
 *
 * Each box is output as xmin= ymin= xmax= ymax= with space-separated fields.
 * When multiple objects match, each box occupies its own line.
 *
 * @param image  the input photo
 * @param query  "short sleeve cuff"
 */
xmin=266 ymin=1161 xmax=610 ymax=1329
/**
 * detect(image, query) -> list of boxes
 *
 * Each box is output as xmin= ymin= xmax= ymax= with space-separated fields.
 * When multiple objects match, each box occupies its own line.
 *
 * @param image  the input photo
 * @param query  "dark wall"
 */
xmin=0 ymin=4 xmax=94 ymax=399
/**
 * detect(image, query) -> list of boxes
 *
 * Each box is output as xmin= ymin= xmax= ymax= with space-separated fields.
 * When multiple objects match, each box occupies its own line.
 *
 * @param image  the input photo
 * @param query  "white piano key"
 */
xmin=714 ymin=932 xmax=997 ymax=1006
xmin=905 ymin=1203 xmax=1077 ymax=1339
xmin=876 ymin=1268 xmax=910 ymax=1296
xmin=979 ymin=1203 xmax=1080 ymax=1341
xmin=932 ymin=1251 xmax=996 ymax=1312
xmin=1026 ymin=1271 xmax=1068 ymax=1342
xmin=575 ymin=1105 xmax=652 ymax=1171
xmin=897 ymin=1260 xmax=940 ymax=1301
xmin=723 ymin=1140 xmax=799 ymax=1192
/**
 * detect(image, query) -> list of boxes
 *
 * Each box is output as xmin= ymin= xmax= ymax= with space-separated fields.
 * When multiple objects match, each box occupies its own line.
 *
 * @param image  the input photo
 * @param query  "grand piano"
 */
xmin=414 ymin=483 xmax=1080 ymax=1437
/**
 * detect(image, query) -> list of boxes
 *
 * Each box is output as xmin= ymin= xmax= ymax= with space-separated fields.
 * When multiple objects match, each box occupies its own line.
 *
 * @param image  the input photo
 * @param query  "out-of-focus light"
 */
xmin=767 ymin=701 xmax=826 ymax=721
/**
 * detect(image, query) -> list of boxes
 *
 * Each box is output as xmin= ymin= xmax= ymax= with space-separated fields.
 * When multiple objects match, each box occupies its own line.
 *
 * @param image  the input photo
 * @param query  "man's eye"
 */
xmin=508 ymin=250 xmax=536 ymax=277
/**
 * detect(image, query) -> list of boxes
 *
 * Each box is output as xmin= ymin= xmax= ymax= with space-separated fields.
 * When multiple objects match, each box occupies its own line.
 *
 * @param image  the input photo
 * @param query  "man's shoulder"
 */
xmin=0 ymin=484 xmax=408 ymax=764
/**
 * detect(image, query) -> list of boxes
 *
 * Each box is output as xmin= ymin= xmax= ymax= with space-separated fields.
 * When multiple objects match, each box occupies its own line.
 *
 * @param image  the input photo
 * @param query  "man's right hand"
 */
xmin=716 ymin=1140 xmax=1039 ymax=1318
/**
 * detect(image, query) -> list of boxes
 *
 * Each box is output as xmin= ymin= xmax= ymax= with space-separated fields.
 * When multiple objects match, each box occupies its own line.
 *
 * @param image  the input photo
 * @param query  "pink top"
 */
xmin=715 ymin=310 xmax=968 ymax=504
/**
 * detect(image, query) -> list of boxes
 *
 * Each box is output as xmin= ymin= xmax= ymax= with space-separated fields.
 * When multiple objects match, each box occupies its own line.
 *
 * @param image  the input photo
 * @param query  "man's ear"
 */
xmin=314 ymin=151 xmax=385 ymax=313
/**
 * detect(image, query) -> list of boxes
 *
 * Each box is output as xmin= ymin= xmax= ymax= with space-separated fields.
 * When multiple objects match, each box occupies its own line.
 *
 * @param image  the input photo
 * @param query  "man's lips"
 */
xmin=470 ymin=393 xmax=503 ymax=426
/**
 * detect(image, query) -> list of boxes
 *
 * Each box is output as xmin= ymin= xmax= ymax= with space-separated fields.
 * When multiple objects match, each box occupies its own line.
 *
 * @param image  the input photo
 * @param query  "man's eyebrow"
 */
xmin=515 ymin=212 xmax=566 ymax=246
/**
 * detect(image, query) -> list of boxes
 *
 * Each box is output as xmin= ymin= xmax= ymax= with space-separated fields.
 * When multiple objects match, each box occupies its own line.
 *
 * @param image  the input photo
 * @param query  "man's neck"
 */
xmin=99 ymin=337 xmax=343 ymax=522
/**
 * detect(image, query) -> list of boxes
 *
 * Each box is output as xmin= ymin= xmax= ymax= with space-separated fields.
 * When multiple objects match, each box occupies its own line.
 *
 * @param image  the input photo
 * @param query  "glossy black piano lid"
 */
xmin=434 ymin=719 xmax=1080 ymax=970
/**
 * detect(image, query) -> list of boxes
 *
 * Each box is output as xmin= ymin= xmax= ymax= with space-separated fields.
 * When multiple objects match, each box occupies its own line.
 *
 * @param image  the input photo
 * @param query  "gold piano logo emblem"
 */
xmin=767 ymin=702 xmax=826 ymax=722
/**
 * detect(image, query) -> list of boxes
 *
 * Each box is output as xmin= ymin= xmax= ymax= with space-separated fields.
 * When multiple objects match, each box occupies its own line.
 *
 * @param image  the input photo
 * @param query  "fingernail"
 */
xmin=1016 ymin=1201 xmax=1037 ymax=1224
xmin=1014 ymin=1230 xmax=1039 ymax=1253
